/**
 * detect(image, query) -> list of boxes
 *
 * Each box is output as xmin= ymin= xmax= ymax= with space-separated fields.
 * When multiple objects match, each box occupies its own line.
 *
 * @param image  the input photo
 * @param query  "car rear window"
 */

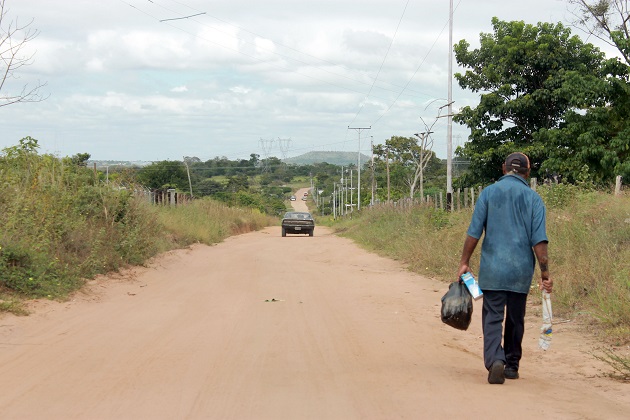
xmin=284 ymin=212 xmax=312 ymax=219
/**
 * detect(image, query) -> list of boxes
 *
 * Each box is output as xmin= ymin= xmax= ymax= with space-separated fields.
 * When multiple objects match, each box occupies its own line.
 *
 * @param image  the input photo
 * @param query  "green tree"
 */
xmin=542 ymin=58 xmax=630 ymax=183
xmin=196 ymin=178 xmax=224 ymax=196
xmin=454 ymin=18 xmax=604 ymax=184
xmin=70 ymin=153 xmax=91 ymax=167
xmin=135 ymin=161 xmax=189 ymax=191
xmin=226 ymin=174 xmax=249 ymax=193
xmin=558 ymin=0 xmax=630 ymax=183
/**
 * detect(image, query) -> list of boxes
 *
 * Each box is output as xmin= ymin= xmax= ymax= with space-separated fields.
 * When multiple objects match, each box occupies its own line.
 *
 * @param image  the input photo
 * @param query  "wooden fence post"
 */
xmin=456 ymin=188 xmax=461 ymax=211
xmin=615 ymin=176 xmax=622 ymax=196
xmin=471 ymin=187 xmax=475 ymax=207
xmin=439 ymin=192 xmax=443 ymax=210
xmin=531 ymin=178 xmax=537 ymax=191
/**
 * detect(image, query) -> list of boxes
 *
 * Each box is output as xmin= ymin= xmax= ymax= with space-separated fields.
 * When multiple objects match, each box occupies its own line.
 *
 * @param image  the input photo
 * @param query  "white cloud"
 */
xmin=229 ymin=86 xmax=250 ymax=94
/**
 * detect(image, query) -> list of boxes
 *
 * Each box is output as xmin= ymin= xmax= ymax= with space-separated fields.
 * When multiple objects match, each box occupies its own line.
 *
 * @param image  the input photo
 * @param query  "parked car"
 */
xmin=281 ymin=212 xmax=315 ymax=237
xmin=289 ymin=195 xmax=296 ymax=201
xmin=301 ymin=196 xmax=307 ymax=201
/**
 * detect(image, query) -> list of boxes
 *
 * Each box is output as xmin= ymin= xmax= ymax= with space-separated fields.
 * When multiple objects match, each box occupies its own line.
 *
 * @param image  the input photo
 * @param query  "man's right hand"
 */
xmin=457 ymin=264 xmax=471 ymax=279
xmin=539 ymin=278 xmax=553 ymax=293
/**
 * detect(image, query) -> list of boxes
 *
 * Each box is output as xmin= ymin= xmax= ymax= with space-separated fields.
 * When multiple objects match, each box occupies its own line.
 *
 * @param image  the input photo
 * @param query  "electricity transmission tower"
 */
xmin=277 ymin=137 xmax=292 ymax=161
xmin=259 ymin=138 xmax=274 ymax=172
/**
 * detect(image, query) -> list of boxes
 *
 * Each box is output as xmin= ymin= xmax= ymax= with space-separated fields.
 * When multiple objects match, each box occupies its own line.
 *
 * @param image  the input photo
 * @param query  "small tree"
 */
xmin=373 ymin=136 xmax=438 ymax=200
xmin=0 ymin=0 xmax=47 ymax=107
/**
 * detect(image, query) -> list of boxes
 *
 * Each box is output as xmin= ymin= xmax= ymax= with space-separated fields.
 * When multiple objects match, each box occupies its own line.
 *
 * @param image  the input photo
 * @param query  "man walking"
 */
xmin=457 ymin=152 xmax=553 ymax=384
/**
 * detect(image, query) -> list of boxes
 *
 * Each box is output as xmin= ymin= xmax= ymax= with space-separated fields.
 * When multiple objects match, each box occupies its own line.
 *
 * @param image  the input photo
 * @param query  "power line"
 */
xmin=159 ymin=12 xmax=205 ymax=22
xmin=348 ymin=0 xmax=411 ymax=127
xmin=369 ymin=1 xmax=463 ymax=127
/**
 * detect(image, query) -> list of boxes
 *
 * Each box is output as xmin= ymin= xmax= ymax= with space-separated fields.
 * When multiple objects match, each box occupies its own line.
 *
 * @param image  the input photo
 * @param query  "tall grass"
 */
xmin=334 ymin=186 xmax=630 ymax=344
xmin=150 ymin=198 xmax=274 ymax=246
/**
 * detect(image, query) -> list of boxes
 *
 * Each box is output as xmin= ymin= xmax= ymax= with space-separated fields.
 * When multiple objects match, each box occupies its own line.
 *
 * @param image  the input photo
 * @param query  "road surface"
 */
xmin=0 ymin=188 xmax=628 ymax=419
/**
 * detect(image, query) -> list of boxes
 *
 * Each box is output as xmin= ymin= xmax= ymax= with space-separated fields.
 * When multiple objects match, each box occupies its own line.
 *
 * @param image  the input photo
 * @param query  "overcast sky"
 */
xmin=0 ymin=0 xmax=615 ymax=162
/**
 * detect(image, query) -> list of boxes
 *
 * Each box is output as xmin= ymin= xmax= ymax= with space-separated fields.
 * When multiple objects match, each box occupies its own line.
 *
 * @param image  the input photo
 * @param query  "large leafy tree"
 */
xmin=454 ymin=18 xmax=604 ymax=184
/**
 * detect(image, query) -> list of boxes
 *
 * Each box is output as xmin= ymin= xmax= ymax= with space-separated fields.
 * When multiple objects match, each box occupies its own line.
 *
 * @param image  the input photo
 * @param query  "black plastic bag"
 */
xmin=441 ymin=281 xmax=473 ymax=330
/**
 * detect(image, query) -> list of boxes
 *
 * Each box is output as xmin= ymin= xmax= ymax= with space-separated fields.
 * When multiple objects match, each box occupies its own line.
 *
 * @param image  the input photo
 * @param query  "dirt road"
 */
xmin=0 ymin=188 xmax=628 ymax=419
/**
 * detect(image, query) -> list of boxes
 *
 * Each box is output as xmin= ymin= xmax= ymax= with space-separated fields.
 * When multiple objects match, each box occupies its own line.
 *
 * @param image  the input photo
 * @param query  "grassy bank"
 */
xmin=331 ymin=186 xmax=630 ymax=345
xmin=0 ymin=140 xmax=275 ymax=313
xmin=0 ymin=193 xmax=274 ymax=314
xmin=149 ymin=199 xmax=274 ymax=247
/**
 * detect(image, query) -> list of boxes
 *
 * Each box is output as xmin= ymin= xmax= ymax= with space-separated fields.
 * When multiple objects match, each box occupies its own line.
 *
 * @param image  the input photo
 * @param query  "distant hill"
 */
xmin=284 ymin=151 xmax=370 ymax=166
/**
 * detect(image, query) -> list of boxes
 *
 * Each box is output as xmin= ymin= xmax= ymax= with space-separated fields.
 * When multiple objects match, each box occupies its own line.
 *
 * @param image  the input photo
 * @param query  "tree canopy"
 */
xmin=454 ymin=18 xmax=611 ymax=184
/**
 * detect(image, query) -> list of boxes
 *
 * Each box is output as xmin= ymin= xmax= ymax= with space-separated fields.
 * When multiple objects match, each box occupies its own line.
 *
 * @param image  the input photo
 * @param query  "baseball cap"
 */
xmin=505 ymin=152 xmax=530 ymax=174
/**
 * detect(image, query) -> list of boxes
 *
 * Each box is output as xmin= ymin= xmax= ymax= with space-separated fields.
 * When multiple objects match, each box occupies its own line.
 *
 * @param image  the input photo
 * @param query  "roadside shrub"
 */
xmin=537 ymin=183 xmax=580 ymax=209
xmin=0 ymin=240 xmax=78 ymax=298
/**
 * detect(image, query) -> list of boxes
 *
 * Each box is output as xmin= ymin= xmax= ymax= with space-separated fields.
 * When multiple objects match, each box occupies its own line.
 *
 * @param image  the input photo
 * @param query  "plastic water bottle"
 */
xmin=538 ymin=291 xmax=553 ymax=351
xmin=539 ymin=327 xmax=552 ymax=350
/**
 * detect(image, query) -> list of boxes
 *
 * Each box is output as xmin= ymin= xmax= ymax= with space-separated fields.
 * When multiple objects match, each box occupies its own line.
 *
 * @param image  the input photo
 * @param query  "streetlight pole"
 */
xmin=348 ymin=126 xmax=370 ymax=211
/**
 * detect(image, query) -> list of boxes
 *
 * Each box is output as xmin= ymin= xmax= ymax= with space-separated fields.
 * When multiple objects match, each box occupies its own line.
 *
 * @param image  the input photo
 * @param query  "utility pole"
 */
xmin=349 ymin=168 xmax=353 ymax=213
xmin=386 ymin=144 xmax=391 ymax=202
xmin=183 ymin=157 xmax=193 ymax=197
xmin=371 ymin=136 xmax=375 ymax=206
xmin=333 ymin=183 xmax=337 ymax=219
xmin=340 ymin=166 xmax=345 ymax=216
xmin=446 ymin=0 xmax=454 ymax=211
xmin=348 ymin=126 xmax=370 ymax=211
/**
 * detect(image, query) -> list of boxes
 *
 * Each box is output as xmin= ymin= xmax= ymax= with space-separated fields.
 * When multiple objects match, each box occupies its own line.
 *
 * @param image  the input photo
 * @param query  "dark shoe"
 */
xmin=504 ymin=367 xmax=519 ymax=379
xmin=488 ymin=360 xmax=505 ymax=384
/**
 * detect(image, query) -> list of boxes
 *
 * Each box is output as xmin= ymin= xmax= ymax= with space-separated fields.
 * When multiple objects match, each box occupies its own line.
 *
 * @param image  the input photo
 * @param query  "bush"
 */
xmin=0 ymin=139 xmax=166 ymax=299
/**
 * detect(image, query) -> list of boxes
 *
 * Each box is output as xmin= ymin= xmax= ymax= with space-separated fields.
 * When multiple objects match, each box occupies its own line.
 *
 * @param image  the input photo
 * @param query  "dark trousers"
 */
xmin=482 ymin=290 xmax=528 ymax=371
